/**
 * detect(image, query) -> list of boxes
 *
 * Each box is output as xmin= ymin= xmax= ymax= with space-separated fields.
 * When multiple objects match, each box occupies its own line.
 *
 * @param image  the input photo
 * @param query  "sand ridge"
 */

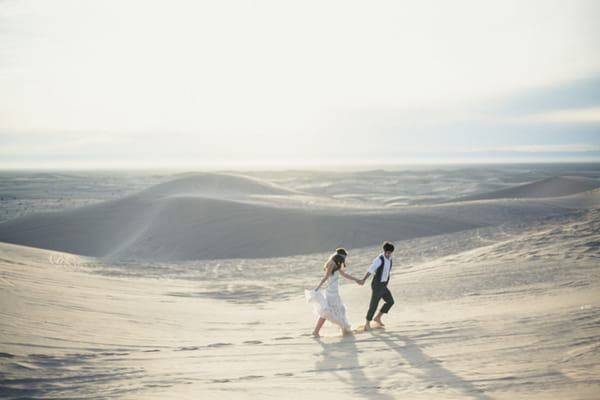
xmin=454 ymin=176 xmax=600 ymax=202
xmin=0 ymin=173 xmax=598 ymax=261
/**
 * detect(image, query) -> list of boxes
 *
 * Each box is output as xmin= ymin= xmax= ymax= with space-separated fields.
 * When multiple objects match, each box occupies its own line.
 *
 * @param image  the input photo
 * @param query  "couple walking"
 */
xmin=306 ymin=241 xmax=395 ymax=338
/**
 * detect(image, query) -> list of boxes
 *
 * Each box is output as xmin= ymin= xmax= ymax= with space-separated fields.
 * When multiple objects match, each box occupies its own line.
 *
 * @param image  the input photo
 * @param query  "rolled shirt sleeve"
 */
xmin=367 ymin=256 xmax=382 ymax=275
xmin=367 ymin=254 xmax=392 ymax=282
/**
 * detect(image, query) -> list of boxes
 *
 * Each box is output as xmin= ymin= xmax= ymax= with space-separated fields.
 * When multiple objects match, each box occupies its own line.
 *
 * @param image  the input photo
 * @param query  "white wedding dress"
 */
xmin=305 ymin=270 xmax=352 ymax=331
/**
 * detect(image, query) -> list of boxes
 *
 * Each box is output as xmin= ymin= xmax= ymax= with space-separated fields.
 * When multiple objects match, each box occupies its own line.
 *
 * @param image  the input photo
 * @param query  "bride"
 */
xmin=306 ymin=248 xmax=362 ymax=338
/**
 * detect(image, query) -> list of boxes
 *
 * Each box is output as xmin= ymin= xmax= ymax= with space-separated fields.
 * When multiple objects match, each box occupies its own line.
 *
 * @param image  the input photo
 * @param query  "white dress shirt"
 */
xmin=367 ymin=254 xmax=392 ymax=282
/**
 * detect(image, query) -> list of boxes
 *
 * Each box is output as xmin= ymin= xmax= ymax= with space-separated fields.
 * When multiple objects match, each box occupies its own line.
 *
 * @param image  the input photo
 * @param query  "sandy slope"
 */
xmin=1 ymin=171 xmax=599 ymax=399
xmin=0 ymin=173 xmax=594 ymax=261
xmin=0 ymin=208 xmax=599 ymax=399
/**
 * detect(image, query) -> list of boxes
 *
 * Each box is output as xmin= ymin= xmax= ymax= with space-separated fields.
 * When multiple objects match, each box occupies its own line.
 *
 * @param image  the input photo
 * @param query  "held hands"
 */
xmin=355 ymin=278 xmax=365 ymax=286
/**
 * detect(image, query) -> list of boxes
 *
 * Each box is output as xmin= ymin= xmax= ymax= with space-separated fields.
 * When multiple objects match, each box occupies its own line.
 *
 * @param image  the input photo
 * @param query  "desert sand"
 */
xmin=1 ymin=166 xmax=599 ymax=399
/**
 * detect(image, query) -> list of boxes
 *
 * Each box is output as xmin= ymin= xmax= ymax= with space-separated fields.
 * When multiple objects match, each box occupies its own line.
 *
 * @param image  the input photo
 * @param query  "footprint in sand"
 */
xmin=238 ymin=375 xmax=264 ymax=380
xmin=243 ymin=340 xmax=263 ymax=345
xmin=177 ymin=346 xmax=199 ymax=351
xmin=207 ymin=342 xmax=233 ymax=348
xmin=28 ymin=354 xmax=55 ymax=359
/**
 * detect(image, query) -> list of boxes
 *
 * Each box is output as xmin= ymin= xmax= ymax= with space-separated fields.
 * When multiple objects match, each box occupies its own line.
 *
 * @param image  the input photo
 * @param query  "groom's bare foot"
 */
xmin=373 ymin=318 xmax=385 ymax=327
xmin=364 ymin=322 xmax=371 ymax=331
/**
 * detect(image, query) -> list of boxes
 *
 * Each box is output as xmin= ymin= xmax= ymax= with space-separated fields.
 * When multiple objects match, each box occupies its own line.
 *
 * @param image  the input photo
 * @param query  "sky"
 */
xmin=1 ymin=0 xmax=599 ymax=169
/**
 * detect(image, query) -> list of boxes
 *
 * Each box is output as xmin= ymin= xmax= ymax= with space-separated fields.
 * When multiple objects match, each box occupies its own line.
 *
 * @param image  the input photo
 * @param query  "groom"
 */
xmin=359 ymin=241 xmax=395 ymax=330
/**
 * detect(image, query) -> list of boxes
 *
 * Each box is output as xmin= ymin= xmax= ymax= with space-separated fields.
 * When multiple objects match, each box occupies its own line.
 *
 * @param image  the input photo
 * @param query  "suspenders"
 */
xmin=374 ymin=255 xmax=392 ymax=283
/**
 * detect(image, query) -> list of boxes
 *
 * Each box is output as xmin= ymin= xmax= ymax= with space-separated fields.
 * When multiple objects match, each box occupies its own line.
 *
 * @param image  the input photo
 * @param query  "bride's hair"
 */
xmin=324 ymin=248 xmax=347 ymax=274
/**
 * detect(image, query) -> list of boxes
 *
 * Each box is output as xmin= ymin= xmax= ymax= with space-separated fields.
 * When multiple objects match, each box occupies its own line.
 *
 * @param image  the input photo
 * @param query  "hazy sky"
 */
xmin=1 ymin=0 xmax=599 ymax=168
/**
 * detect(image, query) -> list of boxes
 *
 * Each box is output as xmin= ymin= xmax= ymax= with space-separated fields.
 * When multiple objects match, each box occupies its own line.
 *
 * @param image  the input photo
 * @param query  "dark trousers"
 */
xmin=366 ymin=281 xmax=394 ymax=321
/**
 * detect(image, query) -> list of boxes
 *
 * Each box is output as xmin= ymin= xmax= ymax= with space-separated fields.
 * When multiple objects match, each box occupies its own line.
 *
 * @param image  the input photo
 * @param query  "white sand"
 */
xmin=1 ymin=169 xmax=599 ymax=399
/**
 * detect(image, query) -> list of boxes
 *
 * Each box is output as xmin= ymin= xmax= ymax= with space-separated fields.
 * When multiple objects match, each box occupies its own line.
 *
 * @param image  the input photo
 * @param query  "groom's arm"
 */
xmin=359 ymin=258 xmax=380 ymax=284
xmin=359 ymin=272 xmax=371 ymax=284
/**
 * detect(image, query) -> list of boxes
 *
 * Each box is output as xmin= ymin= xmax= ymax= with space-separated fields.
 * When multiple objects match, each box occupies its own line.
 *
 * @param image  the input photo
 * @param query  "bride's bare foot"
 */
xmin=311 ymin=332 xmax=321 ymax=338
xmin=342 ymin=329 xmax=354 ymax=336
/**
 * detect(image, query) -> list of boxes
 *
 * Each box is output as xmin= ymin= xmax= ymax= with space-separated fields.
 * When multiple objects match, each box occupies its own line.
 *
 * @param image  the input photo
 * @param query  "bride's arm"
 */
xmin=314 ymin=261 xmax=335 ymax=290
xmin=339 ymin=269 xmax=360 ymax=282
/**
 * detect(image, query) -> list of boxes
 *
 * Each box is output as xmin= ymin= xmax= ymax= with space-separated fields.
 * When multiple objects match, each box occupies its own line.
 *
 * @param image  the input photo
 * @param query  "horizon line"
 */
xmin=1 ymin=159 xmax=599 ymax=172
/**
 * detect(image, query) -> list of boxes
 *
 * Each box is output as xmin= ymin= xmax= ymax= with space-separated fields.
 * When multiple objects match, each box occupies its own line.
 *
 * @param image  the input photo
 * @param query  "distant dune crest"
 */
xmin=0 ymin=173 xmax=598 ymax=261
xmin=456 ymin=176 xmax=600 ymax=202
xmin=140 ymin=173 xmax=299 ymax=199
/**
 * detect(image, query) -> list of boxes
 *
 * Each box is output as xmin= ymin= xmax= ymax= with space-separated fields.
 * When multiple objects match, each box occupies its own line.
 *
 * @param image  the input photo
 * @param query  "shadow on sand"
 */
xmin=315 ymin=330 xmax=493 ymax=400
xmin=315 ymin=334 xmax=396 ymax=399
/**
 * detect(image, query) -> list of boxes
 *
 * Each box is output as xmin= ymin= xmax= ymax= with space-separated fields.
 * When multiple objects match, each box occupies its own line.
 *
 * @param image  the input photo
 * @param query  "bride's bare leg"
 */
xmin=312 ymin=318 xmax=326 ymax=337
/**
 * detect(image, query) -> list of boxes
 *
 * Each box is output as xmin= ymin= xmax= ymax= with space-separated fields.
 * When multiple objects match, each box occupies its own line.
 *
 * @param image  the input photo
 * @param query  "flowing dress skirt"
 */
xmin=305 ymin=271 xmax=351 ymax=331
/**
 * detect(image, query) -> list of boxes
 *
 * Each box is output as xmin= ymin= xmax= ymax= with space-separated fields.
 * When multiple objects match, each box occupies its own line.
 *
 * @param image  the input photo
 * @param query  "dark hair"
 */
xmin=336 ymin=248 xmax=347 ymax=257
xmin=324 ymin=248 xmax=347 ymax=274
xmin=382 ymin=241 xmax=395 ymax=252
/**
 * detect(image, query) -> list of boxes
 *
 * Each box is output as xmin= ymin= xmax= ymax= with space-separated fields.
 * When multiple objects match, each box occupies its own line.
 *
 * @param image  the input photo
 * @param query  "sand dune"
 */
xmin=1 ymin=208 xmax=598 ymax=399
xmin=455 ymin=176 xmax=600 ymax=202
xmin=1 ymin=168 xmax=599 ymax=399
xmin=1 ymin=173 xmax=596 ymax=261
xmin=0 ymin=193 xmax=482 ymax=261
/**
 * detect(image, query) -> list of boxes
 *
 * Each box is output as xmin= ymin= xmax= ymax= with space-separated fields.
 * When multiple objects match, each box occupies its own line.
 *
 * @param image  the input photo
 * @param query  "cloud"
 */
xmin=469 ymin=144 xmax=600 ymax=153
xmin=486 ymin=76 xmax=600 ymax=118
xmin=1 ymin=1 xmax=600 ymax=168
xmin=514 ymin=106 xmax=600 ymax=124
